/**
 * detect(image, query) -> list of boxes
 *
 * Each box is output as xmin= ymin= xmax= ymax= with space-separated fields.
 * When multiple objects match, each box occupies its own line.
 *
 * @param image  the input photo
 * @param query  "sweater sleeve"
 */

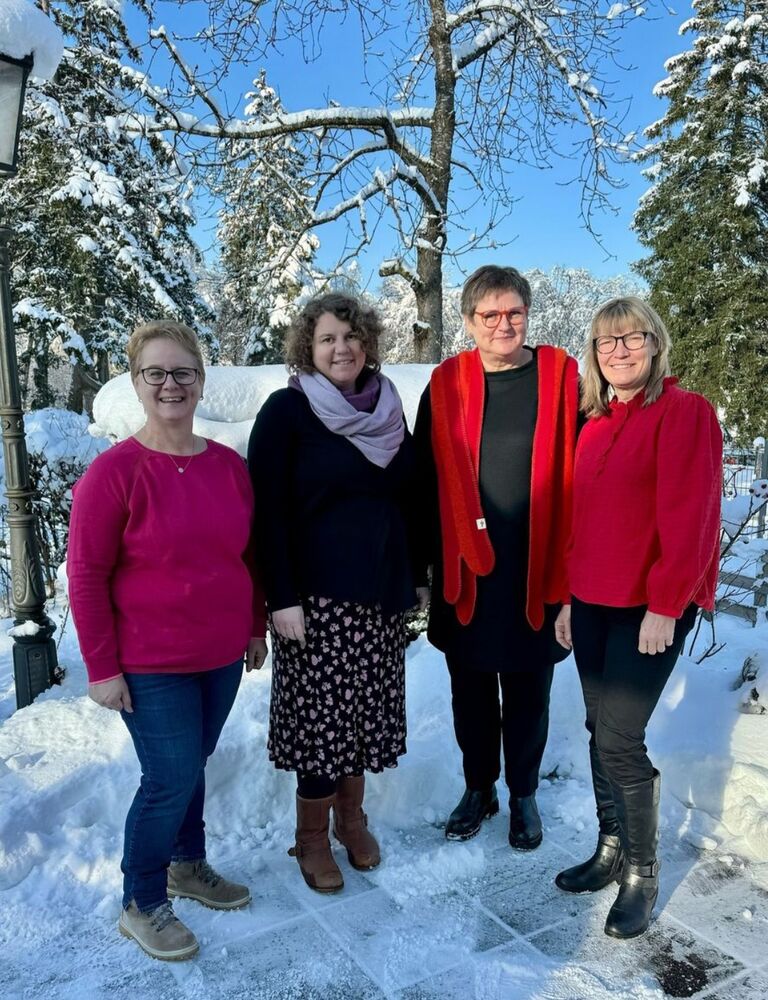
xmin=67 ymin=455 xmax=129 ymax=683
xmin=412 ymin=384 xmax=440 ymax=576
xmin=646 ymin=392 xmax=723 ymax=617
xmin=247 ymin=391 xmax=302 ymax=612
xmin=229 ymin=451 xmax=268 ymax=638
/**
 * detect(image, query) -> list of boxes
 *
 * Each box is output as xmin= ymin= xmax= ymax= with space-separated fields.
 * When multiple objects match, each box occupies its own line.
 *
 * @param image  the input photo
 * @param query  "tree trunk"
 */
xmin=414 ymin=247 xmax=443 ymax=363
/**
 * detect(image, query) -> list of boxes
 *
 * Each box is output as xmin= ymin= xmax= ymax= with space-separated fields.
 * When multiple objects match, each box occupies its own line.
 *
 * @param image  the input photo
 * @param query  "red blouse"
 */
xmin=568 ymin=379 xmax=722 ymax=618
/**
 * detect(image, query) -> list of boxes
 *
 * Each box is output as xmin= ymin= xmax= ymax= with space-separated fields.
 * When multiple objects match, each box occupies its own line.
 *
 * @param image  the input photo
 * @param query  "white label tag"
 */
xmin=476 ymin=518 xmax=486 ymax=529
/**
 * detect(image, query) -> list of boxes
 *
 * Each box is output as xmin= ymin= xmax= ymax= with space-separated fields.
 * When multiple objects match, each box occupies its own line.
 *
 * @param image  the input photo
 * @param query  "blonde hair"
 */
xmin=126 ymin=321 xmax=205 ymax=382
xmin=580 ymin=296 xmax=671 ymax=418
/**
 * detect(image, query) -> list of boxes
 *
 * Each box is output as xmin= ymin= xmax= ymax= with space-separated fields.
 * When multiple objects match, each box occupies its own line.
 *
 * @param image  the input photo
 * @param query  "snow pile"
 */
xmin=90 ymin=364 xmax=434 ymax=453
xmin=0 ymin=0 xmax=63 ymax=80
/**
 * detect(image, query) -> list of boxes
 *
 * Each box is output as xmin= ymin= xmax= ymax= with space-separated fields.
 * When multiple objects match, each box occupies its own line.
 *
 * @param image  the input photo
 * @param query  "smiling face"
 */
xmin=594 ymin=320 xmax=658 ymax=402
xmin=133 ymin=337 xmax=203 ymax=430
xmin=464 ymin=290 xmax=529 ymax=371
xmin=311 ymin=311 xmax=367 ymax=391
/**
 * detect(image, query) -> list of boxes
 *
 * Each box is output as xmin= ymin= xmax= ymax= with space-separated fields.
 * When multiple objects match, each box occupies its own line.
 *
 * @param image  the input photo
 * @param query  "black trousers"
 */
xmin=446 ymin=657 xmax=554 ymax=797
xmin=570 ymin=598 xmax=698 ymax=788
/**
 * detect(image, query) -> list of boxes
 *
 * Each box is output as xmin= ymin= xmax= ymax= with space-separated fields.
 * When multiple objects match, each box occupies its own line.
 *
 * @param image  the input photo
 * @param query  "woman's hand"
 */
xmin=271 ymin=605 xmax=306 ymax=647
xmin=88 ymin=676 xmax=133 ymax=713
xmin=554 ymin=605 xmax=572 ymax=650
xmin=246 ymin=637 xmax=268 ymax=672
xmin=638 ymin=611 xmax=675 ymax=655
xmin=415 ymin=586 xmax=430 ymax=611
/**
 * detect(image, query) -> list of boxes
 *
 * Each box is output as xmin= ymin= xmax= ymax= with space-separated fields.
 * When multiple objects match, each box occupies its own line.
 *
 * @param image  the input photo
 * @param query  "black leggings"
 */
xmin=570 ymin=598 xmax=698 ymax=787
xmin=296 ymin=771 xmax=363 ymax=799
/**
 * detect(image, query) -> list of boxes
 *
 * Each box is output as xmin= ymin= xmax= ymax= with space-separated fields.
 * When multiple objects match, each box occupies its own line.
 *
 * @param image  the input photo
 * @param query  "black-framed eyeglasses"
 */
xmin=593 ymin=331 xmax=653 ymax=355
xmin=473 ymin=308 xmax=528 ymax=330
xmin=140 ymin=367 xmax=199 ymax=386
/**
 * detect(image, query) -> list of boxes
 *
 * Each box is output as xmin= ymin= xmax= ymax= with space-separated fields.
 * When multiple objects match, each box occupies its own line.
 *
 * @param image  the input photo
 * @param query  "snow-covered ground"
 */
xmin=1 ymin=364 xmax=767 ymax=998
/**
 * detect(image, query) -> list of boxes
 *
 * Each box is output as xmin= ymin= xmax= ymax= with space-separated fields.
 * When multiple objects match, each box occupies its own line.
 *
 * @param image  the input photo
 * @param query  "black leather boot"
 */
xmin=605 ymin=770 xmax=660 ymax=939
xmin=556 ymin=747 xmax=624 ymax=892
xmin=556 ymin=833 xmax=624 ymax=892
xmin=508 ymin=794 xmax=542 ymax=850
xmin=445 ymin=786 xmax=499 ymax=841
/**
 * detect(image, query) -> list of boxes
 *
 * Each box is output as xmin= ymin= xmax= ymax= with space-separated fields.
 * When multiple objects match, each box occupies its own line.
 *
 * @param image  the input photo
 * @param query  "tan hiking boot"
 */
xmin=333 ymin=775 xmax=381 ymax=870
xmin=118 ymin=901 xmax=199 ymax=961
xmin=289 ymin=793 xmax=344 ymax=893
xmin=167 ymin=859 xmax=251 ymax=910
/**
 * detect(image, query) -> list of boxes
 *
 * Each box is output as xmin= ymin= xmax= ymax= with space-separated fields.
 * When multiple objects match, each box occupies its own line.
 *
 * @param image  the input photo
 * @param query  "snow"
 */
xmin=0 ymin=0 xmax=63 ymax=80
xmin=90 ymin=363 xmax=434 ymax=454
xmin=3 ymin=367 xmax=768 ymax=996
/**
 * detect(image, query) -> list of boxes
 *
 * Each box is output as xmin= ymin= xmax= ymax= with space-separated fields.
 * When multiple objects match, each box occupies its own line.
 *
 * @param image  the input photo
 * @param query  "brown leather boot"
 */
xmin=333 ymin=775 xmax=381 ymax=870
xmin=288 ymin=793 xmax=344 ymax=893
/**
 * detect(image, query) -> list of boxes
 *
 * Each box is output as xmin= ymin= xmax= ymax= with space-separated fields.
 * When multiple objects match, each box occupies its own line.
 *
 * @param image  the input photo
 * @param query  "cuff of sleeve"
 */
xmin=87 ymin=666 xmax=123 ymax=684
xmin=647 ymin=601 xmax=684 ymax=619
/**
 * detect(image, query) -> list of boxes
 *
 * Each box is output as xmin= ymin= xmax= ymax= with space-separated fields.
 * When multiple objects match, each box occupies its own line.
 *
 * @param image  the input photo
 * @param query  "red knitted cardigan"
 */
xmin=430 ymin=345 xmax=578 ymax=630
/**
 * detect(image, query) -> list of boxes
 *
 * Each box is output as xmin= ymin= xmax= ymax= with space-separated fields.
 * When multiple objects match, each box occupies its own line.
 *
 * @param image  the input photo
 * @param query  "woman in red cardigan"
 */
xmin=554 ymin=297 xmax=722 ymax=939
xmin=414 ymin=265 xmax=578 ymax=850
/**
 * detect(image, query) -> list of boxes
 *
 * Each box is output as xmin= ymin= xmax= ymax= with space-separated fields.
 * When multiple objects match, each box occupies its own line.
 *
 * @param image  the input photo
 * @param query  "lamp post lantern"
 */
xmin=0 ymin=47 xmax=60 ymax=708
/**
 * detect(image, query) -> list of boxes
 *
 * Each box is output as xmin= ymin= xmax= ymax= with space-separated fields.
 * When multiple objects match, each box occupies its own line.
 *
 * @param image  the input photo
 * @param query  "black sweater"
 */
xmin=413 ymin=356 xmax=566 ymax=671
xmin=247 ymin=387 xmax=421 ymax=616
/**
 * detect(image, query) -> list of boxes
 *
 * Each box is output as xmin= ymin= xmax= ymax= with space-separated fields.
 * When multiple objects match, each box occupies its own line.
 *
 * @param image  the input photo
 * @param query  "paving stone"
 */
xmin=529 ymin=911 xmax=746 ymax=998
xmin=318 ymin=885 xmax=516 ymax=992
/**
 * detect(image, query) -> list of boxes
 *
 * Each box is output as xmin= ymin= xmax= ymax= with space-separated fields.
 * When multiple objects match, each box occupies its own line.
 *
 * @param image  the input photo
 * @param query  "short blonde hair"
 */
xmin=581 ymin=296 xmax=671 ymax=418
xmin=126 ymin=321 xmax=205 ymax=382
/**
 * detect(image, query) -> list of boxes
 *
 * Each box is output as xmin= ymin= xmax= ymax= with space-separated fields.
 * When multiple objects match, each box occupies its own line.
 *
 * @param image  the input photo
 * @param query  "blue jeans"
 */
xmin=120 ymin=660 xmax=242 ymax=911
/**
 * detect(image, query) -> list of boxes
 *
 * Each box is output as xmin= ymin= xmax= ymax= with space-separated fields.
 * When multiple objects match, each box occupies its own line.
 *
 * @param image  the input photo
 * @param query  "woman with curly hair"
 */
xmin=248 ymin=292 xmax=426 ymax=893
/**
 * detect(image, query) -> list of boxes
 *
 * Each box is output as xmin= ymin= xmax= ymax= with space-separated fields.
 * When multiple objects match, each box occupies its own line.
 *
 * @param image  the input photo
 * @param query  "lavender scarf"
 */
xmin=289 ymin=371 xmax=405 ymax=468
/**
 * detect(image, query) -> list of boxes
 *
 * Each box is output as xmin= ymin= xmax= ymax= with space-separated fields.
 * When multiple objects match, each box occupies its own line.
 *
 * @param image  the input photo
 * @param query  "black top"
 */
xmin=414 ymin=351 xmax=562 ymax=672
xmin=248 ymin=386 xmax=421 ymax=616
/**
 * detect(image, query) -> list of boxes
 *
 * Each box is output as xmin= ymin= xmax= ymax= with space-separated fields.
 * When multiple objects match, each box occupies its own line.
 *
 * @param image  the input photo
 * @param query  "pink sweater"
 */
xmin=568 ymin=379 xmax=722 ymax=618
xmin=67 ymin=437 xmax=266 ymax=683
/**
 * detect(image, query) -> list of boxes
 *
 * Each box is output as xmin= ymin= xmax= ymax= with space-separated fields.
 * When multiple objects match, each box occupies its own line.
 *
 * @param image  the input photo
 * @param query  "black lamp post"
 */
xmin=0 ymin=49 xmax=60 ymax=709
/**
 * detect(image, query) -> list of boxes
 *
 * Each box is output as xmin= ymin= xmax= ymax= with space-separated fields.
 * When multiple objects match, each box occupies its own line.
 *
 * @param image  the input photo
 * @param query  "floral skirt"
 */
xmin=268 ymin=595 xmax=407 ymax=778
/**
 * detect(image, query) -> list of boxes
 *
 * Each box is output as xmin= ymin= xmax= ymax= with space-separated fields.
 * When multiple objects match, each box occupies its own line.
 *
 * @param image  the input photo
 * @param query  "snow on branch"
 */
xmin=123 ymin=104 xmax=434 ymax=142
xmin=379 ymin=258 xmax=423 ymax=291
xmin=150 ymin=25 xmax=227 ymax=131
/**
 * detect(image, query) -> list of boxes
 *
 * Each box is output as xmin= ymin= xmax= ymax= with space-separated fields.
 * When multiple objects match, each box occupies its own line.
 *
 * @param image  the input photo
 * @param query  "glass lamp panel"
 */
xmin=0 ymin=56 xmax=31 ymax=174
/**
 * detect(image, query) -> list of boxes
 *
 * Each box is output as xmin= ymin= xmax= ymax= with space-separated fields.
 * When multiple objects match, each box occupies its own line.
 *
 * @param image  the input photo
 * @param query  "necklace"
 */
xmin=166 ymin=444 xmax=197 ymax=474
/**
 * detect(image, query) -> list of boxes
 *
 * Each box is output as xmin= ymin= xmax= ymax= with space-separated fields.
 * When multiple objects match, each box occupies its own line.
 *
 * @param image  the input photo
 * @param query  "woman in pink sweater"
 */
xmin=554 ymin=297 xmax=721 ymax=940
xmin=67 ymin=321 xmax=267 ymax=962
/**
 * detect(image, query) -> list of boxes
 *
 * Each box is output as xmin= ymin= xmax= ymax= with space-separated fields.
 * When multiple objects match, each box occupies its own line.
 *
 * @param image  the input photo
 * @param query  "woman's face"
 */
xmin=593 ymin=320 xmax=657 ymax=402
xmin=311 ymin=311 xmax=366 ymax=391
xmin=464 ymin=290 xmax=529 ymax=371
xmin=133 ymin=338 xmax=203 ymax=428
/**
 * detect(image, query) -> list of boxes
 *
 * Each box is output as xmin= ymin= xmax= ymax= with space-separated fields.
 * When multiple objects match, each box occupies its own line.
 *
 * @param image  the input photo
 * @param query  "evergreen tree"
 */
xmin=633 ymin=0 xmax=768 ymax=439
xmin=217 ymin=71 xmax=317 ymax=365
xmin=0 ymin=1 xmax=212 ymax=410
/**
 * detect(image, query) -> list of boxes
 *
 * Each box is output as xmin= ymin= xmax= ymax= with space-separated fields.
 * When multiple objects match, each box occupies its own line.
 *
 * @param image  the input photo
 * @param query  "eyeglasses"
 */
xmin=140 ymin=367 xmax=199 ymax=386
xmin=473 ymin=308 xmax=528 ymax=329
xmin=593 ymin=331 xmax=653 ymax=355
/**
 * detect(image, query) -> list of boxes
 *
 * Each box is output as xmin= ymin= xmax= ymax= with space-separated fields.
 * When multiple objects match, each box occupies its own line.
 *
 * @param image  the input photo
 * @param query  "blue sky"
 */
xmin=146 ymin=3 xmax=691 ymax=285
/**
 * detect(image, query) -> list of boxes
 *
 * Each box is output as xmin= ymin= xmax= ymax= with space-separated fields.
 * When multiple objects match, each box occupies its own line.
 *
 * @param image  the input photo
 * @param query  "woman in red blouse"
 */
xmin=554 ymin=297 xmax=722 ymax=939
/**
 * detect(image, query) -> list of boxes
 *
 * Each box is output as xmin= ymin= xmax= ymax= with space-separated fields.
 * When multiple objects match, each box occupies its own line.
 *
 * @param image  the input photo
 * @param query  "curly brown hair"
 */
xmin=284 ymin=293 xmax=382 ymax=375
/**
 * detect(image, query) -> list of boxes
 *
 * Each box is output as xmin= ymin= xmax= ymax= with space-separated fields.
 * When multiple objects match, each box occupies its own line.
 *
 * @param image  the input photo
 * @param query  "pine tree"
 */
xmin=217 ymin=71 xmax=317 ymax=365
xmin=633 ymin=0 xmax=768 ymax=440
xmin=0 ymin=1 xmax=213 ymax=410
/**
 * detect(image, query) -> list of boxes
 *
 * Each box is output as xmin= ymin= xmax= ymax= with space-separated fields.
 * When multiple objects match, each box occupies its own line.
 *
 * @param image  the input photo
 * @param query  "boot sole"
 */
xmin=445 ymin=800 xmax=500 ymax=841
xmin=555 ymin=878 xmax=620 ymax=894
xmin=118 ymin=920 xmax=199 ymax=961
xmin=298 ymin=871 xmax=344 ymax=894
xmin=167 ymin=887 xmax=251 ymax=910
xmin=508 ymin=831 xmax=543 ymax=851
xmin=604 ymin=919 xmax=653 ymax=940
